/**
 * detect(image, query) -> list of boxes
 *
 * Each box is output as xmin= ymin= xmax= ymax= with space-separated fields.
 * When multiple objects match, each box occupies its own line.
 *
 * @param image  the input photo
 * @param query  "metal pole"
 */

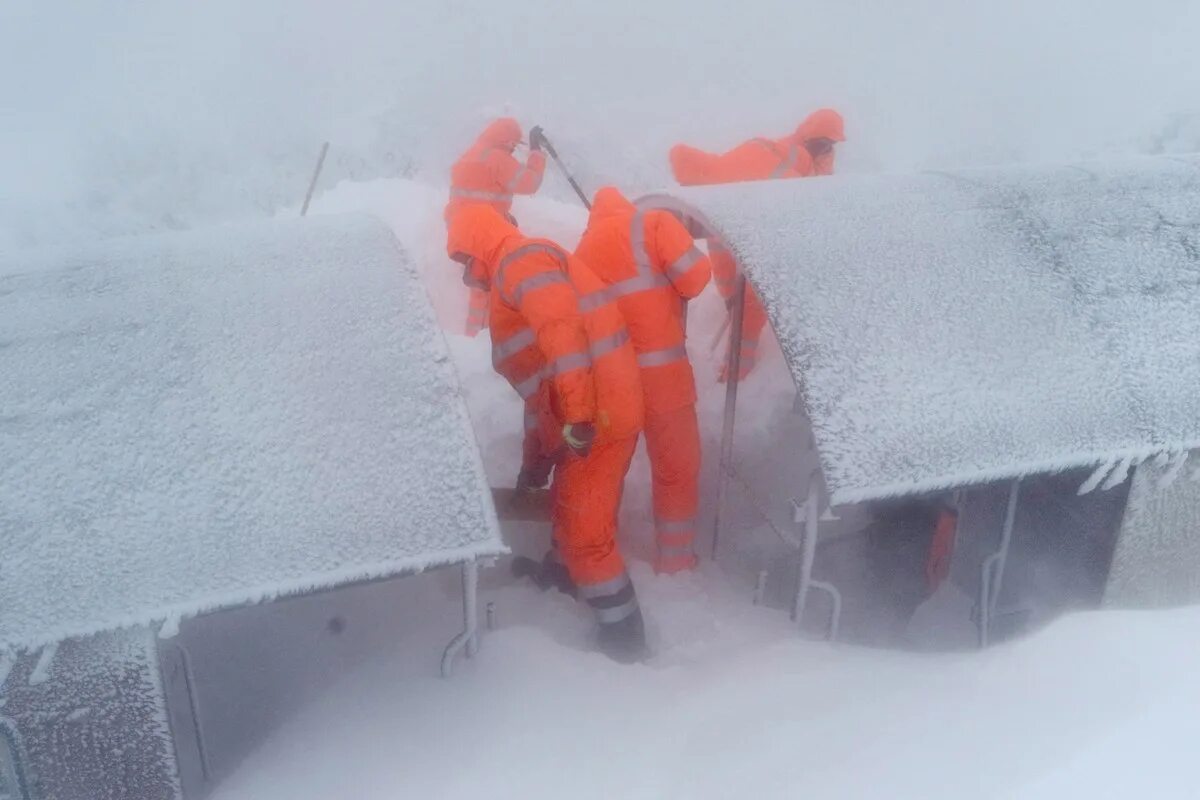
xmin=793 ymin=477 xmax=820 ymax=622
xmin=300 ymin=141 xmax=330 ymax=217
xmin=753 ymin=571 xmax=768 ymax=606
xmin=711 ymin=274 xmax=747 ymax=561
xmin=440 ymin=559 xmax=480 ymax=677
xmin=979 ymin=479 xmax=1020 ymax=647
xmin=539 ymin=135 xmax=591 ymax=210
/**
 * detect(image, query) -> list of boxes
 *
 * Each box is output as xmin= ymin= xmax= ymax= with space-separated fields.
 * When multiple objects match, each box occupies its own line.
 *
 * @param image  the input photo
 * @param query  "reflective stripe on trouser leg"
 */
xmin=643 ymin=404 xmax=701 ymax=561
xmin=579 ymin=570 xmax=639 ymax=623
xmin=551 ymin=436 xmax=639 ymax=603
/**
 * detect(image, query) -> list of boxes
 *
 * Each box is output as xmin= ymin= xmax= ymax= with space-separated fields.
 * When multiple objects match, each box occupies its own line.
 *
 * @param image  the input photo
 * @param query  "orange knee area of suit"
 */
xmin=552 ymin=436 xmax=638 ymax=586
xmin=644 ymin=404 xmax=700 ymax=527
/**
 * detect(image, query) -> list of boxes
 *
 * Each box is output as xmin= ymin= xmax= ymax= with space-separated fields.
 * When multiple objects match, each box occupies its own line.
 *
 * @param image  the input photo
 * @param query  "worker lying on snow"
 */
xmin=445 ymin=118 xmax=549 ymax=337
xmin=446 ymin=204 xmax=648 ymax=662
xmin=669 ymin=109 xmax=846 ymax=382
xmin=575 ymin=187 xmax=712 ymax=574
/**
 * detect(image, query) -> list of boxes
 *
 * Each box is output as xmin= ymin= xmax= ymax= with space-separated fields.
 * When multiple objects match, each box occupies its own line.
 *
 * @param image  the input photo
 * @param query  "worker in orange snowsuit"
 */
xmin=670 ymin=109 xmax=845 ymax=381
xmin=446 ymin=204 xmax=647 ymax=661
xmin=575 ymin=187 xmax=711 ymax=574
xmin=445 ymin=118 xmax=548 ymax=336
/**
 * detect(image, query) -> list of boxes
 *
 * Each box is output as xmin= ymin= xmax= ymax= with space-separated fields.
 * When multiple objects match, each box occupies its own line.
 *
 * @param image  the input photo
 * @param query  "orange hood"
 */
xmin=588 ymin=186 xmax=636 ymax=222
xmin=446 ymin=204 xmax=522 ymax=281
xmin=796 ymin=108 xmax=846 ymax=143
xmin=477 ymin=117 xmax=524 ymax=149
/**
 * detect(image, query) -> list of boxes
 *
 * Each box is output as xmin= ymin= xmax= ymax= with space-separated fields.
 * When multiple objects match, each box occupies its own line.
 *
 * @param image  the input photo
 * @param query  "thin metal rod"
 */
xmin=300 ymin=141 xmax=330 ymax=217
xmin=440 ymin=559 xmax=479 ymax=677
xmin=793 ymin=476 xmax=820 ymax=622
xmin=711 ymin=274 xmax=747 ymax=561
xmin=979 ymin=479 xmax=1020 ymax=647
xmin=990 ymin=479 xmax=1022 ymax=615
xmin=753 ymin=571 xmax=768 ymax=606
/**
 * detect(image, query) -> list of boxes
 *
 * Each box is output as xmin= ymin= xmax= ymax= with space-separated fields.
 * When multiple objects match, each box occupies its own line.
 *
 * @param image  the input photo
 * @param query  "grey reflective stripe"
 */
xmin=505 ymin=165 xmax=535 ymax=192
xmin=497 ymin=243 xmax=569 ymax=305
xmin=657 ymin=543 xmax=695 ymax=559
xmin=594 ymin=596 xmax=639 ymax=624
xmin=513 ymin=374 xmax=541 ymax=399
xmin=579 ymin=272 xmax=670 ymax=311
xmin=590 ymin=329 xmax=630 ymax=358
xmin=544 ymin=351 xmax=592 ymax=377
xmin=769 ymin=142 xmax=800 ymax=179
xmin=524 ymin=412 xmax=539 ymax=431
xmin=450 ymin=187 xmax=514 ymax=203
xmin=666 ymin=247 xmax=703 ymax=281
xmin=510 ymin=270 xmax=568 ymax=306
xmin=637 ymin=344 xmax=688 ymax=368
xmin=630 ymin=210 xmax=653 ymax=275
xmin=492 ymin=328 xmax=536 ymax=367
xmin=656 ymin=517 xmax=697 ymax=533
xmin=579 ymin=572 xmax=631 ymax=599
xmin=741 ymin=338 xmax=760 ymax=352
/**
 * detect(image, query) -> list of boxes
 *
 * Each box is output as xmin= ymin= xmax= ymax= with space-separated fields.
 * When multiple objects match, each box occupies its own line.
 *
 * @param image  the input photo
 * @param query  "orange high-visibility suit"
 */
xmin=446 ymin=204 xmax=645 ymax=626
xmin=446 ymin=118 xmax=548 ymax=336
xmin=575 ymin=187 xmax=711 ymax=573
xmin=670 ymin=109 xmax=846 ymax=381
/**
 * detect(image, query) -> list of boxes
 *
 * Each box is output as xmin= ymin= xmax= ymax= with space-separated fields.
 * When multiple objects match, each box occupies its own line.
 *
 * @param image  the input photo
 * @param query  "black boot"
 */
xmin=597 ymin=606 xmax=647 ymax=664
xmin=510 ymin=550 xmax=577 ymax=598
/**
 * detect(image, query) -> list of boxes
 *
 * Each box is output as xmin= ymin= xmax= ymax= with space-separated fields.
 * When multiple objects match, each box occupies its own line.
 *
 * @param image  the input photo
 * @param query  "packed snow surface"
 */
xmin=0 ymin=215 xmax=503 ymax=651
xmin=208 ymin=568 xmax=1200 ymax=800
xmin=666 ymin=155 xmax=1200 ymax=503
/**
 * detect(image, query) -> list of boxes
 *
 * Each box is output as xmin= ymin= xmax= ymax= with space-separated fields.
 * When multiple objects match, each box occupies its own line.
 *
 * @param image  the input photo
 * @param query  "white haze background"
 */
xmin=4 ymin=0 xmax=1200 ymax=249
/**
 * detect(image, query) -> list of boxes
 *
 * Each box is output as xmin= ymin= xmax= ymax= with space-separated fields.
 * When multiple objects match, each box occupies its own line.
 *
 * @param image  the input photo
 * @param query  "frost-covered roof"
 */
xmin=644 ymin=154 xmax=1200 ymax=504
xmin=0 ymin=215 xmax=504 ymax=651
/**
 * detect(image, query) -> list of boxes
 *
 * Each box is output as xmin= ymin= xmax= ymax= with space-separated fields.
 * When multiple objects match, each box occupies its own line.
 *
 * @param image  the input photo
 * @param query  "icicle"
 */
xmin=1157 ymin=451 xmax=1190 ymax=490
xmin=1101 ymin=456 xmax=1134 ymax=492
xmin=28 ymin=641 xmax=59 ymax=686
xmin=158 ymin=615 xmax=181 ymax=640
xmin=1078 ymin=459 xmax=1116 ymax=495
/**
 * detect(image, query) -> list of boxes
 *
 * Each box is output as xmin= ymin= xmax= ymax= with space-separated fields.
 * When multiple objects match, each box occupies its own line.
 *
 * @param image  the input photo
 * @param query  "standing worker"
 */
xmin=446 ymin=204 xmax=647 ymax=662
xmin=575 ymin=187 xmax=712 ymax=574
xmin=669 ymin=109 xmax=846 ymax=381
xmin=445 ymin=118 xmax=548 ymax=336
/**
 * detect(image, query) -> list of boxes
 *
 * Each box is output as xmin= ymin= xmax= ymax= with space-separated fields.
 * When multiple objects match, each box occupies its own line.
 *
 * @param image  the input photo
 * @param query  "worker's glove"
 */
xmin=562 ymin=422 xmax=596 ymax=457
xmin=515 ymin=457 xmax=553 ymax=493
xmin=529 ymin=126 xmax=546 ymax=152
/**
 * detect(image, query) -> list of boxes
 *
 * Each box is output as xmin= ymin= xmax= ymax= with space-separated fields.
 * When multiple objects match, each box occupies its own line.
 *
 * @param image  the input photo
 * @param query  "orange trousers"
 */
xmin=644 ymin=404 xmax=701 ymax=573
xmin=552 ymin=436 xmax=637 ymax=588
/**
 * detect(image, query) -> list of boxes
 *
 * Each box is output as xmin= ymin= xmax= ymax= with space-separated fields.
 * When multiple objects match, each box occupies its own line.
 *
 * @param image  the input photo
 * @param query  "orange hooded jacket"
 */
xmin=446 ymin=204 xmax=643 ymax=445
xmin=444 ymin=118 xmax=547 ymax=222
xmin=574 ymin=187 xmax=711 ymax=414
xmin=669 ymin=108 xmax=845 ymax=186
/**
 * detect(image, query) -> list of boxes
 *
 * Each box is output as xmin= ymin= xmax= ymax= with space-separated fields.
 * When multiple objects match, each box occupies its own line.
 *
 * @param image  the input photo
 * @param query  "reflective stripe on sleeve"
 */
xmin=636 ymin=344 xmax=688 ymax=368
xmin=510 ymin=270 xmax=569 ymax=306
xmin=450 ymin=187 xmax=514 ymax=203
xmin=665 ymin=247 xmax=704 ymax=281
xmin=492 ymin=328 xmax=536 ymax=367
xmin=589 ymin=329 xmax=630 ymax=358
xmin=544 ymin=351 xmax=592 ymax=378
xmin=513 ymin=374 xmax=541 ymax=400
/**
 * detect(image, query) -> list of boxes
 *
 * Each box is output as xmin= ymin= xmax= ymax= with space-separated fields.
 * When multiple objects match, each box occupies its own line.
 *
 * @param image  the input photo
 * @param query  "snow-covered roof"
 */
xmin=641 ymin=154 xmax=1200 ymax=504
xmin=0 ymin=215 xmax=504 ymax=651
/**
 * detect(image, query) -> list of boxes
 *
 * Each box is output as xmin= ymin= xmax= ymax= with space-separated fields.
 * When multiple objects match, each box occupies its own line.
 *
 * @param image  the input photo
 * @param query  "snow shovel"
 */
xmin=534 ymin=129 xmax=592 ymax=210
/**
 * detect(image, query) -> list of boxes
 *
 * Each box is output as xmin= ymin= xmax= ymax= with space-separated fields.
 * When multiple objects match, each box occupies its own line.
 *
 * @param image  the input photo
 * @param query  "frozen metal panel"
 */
xmin=0 ymin=215 xmax=505 ymax=651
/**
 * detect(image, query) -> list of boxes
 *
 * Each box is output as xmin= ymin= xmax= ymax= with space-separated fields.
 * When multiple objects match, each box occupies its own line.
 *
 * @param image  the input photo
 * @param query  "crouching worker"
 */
xmin=446 ymin=204 xmax=647 ymax=662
